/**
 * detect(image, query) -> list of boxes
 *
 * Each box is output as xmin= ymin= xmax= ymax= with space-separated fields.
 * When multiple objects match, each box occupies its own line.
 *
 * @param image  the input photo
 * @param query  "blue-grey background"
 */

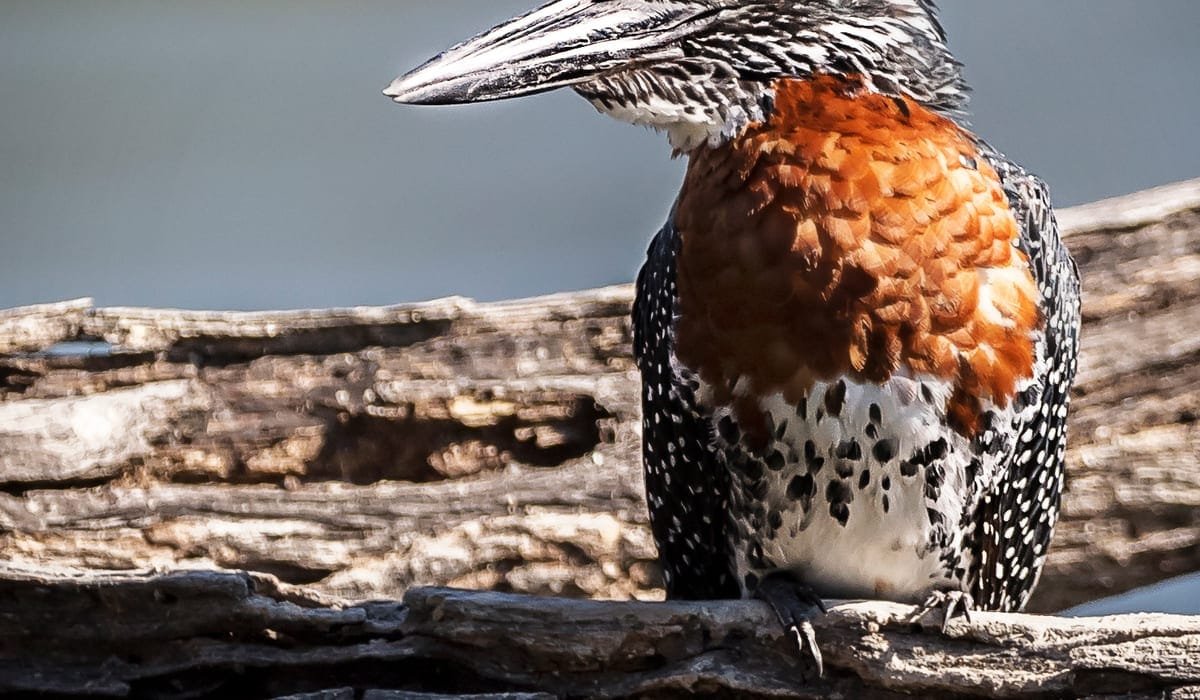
xmin=2 ymin=1 xmax=1199 ymax=311
xmin=1 ymin=2 xmax=1198 ymax=613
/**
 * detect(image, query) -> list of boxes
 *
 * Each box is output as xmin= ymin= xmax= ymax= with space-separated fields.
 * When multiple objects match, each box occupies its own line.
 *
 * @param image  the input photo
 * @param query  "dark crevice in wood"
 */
xmin=0 ymin=364 xmax=41 ymax=396
xmin=305 ymin=396 xmax=609 ymax=486
xmin=165 ymin=321 xmax=456 ymax=365
xmin=234 ymin=559 xmax=337 ymax=587
xmin=0 ymin=473 xmax=117 ymax=497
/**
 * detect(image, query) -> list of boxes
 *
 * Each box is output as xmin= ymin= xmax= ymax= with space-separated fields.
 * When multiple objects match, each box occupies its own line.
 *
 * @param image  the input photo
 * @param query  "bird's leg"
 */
xmin=754 ymin=571 xmax=828 ymax=677
xmin=912 ymin=589 xmax=975 ymax=634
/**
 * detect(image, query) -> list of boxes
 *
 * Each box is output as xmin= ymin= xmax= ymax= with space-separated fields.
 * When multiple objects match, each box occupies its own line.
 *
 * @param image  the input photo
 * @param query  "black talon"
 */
xmin=913 ymin=589 xmax=975 ymax=634
xmin=754 ymin=572 xmax=828 ymax=677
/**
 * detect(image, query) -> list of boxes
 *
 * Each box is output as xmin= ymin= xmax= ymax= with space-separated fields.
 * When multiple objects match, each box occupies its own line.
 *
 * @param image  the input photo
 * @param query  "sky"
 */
xmin=1 ymin=0 xmax=1198 ymax=312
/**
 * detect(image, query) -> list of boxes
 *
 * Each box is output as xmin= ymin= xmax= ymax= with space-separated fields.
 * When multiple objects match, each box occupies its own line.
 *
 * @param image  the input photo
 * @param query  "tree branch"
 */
xmin=2 ymin=568 xmax=1198 ymax=698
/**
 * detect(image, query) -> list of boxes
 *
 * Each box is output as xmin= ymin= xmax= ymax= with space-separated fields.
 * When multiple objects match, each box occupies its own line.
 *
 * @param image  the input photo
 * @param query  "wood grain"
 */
xmin=2 ymin=568 xmax=1197 ymax=698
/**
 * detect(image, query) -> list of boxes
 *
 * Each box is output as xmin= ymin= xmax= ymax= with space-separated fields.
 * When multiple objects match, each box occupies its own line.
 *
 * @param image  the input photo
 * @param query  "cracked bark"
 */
xmin=1 ymin=568 xmax=1198 ymax=698
xmin=1 ymin=179 xmax=1199 ymax=697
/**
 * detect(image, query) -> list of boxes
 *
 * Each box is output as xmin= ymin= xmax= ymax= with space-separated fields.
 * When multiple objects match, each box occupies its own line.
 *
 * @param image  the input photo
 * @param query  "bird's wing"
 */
xmin=634 ymin=217 xmax=741 ymax=600
xmin=968 ymin=153 xmax=1082 ymax=611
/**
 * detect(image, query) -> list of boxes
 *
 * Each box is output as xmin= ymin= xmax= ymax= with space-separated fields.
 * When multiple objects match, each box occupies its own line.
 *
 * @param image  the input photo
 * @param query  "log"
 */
xmin=1 ymin=568 xmax=1198 ymax=698
xmin=0 ymin=180 xmax=1198 ymax=618
xmin=0 ymin=297 xmax=92 ymax=354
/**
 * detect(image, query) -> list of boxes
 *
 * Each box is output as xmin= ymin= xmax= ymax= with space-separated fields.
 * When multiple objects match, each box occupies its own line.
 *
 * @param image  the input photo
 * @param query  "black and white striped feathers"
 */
xmin=388 ymin=0 xmax=967 ymax=151
xmin=576 ymin=0 xmax=969 ymax=149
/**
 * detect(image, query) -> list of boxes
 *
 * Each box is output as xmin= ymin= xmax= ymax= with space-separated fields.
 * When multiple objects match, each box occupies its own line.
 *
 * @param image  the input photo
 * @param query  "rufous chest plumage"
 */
xmin=669 ymin=76 xmax=1045 ymax=600
xmin=674 ymin=76 xmax=1040 ymax=445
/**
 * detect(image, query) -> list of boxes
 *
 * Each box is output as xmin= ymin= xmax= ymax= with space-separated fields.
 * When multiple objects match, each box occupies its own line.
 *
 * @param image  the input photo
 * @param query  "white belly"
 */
xmin=715 ymin=375 xmax=980 ymax=602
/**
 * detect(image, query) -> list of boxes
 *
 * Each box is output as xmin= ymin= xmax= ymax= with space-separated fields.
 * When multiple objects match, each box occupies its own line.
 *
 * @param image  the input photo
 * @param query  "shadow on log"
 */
xmin=1 ymin=180 xmax=1199 ymax=697
xmin=2 ymin=568 xmax=1199 ymax=698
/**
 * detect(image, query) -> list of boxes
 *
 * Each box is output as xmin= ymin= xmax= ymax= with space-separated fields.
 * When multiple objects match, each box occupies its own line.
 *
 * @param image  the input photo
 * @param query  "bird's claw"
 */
xmin=754 ymin=573 xmax=827 ymax=677
xmin=912 ymin=589 xmax=975 ymax=634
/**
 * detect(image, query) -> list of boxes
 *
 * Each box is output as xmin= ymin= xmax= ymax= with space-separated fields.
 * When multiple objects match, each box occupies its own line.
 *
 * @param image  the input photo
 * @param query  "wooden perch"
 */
xmin=0 ymin=179 xmax=1199 ymax=697
xmin=2 ymin=568 xmax=1198 ymax=698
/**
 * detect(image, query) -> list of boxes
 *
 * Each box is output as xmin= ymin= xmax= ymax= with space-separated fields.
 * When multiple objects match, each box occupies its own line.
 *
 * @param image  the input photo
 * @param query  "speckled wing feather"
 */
xmin=969 ymin=153 xmax=1082 ymax=611
xmin=634 ymin=218 xmax=740 ymax=601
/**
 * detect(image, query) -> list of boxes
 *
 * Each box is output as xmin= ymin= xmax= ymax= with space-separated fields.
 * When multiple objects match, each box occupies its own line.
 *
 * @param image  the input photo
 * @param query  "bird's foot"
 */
xmin=912 ymin=589 xmax=974 ymax=634
xmin=754 ymin=572 xmax=828 ymax=677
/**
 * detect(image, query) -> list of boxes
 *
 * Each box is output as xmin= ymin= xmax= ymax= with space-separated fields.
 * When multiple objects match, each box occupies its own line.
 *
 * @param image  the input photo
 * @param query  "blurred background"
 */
xmin=1 ymin=2 xmax=1198 ymax=617
xmin=2 ymin=0 xmax=1199 ymax=311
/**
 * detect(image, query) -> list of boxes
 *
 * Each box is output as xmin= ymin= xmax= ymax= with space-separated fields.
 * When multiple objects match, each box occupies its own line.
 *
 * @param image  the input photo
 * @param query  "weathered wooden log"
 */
xmin=1 ymin=568 xmax=1198 ymax=698
xmin=0 ymin=298 xmax=92 ymax=354
xmin=1 ymin=179 xmax=1199 ymax=617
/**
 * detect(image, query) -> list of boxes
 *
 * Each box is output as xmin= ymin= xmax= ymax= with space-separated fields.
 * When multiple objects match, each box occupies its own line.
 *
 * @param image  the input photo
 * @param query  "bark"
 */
xmin=0 ymin=297 xmax=92 ymax=354
xmin=0 ymin=180 xmax=1198 ymax=696
xmin=2 ymin=568 xmax=1198 ymax=699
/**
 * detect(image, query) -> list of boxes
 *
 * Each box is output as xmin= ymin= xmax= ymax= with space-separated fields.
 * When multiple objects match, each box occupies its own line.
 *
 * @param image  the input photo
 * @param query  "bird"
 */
xmin=385 ymin=0 xmax=1081 ymax=672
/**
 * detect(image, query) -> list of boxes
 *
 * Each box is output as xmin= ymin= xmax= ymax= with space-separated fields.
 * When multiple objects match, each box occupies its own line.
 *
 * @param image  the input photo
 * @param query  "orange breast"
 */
xmin=674 ymin=76 xmax=1040 ymax=438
